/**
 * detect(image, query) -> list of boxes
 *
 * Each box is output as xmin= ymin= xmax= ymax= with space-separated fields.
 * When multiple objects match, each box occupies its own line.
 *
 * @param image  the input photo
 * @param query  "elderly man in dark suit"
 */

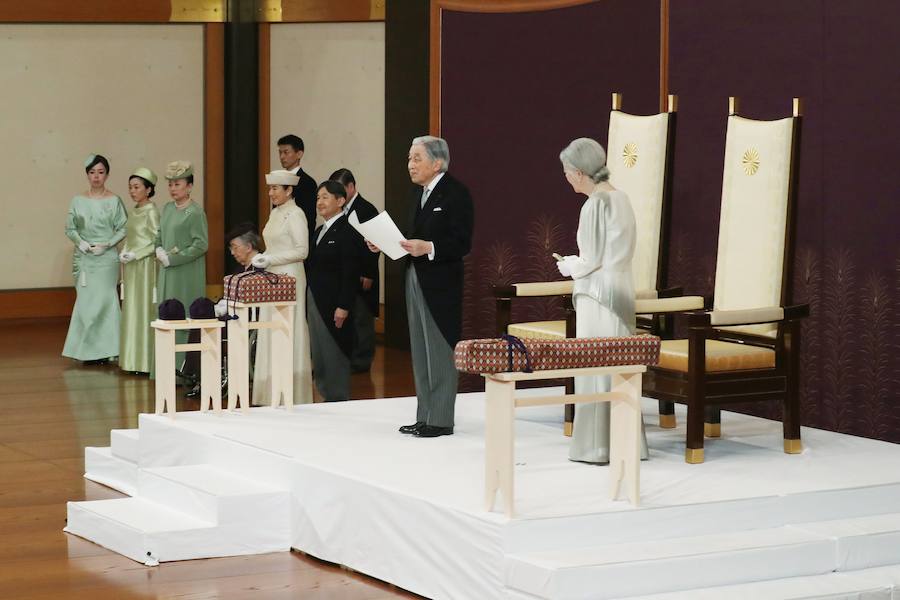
xmin=330 ymin=168 xmax=379 ymax=373
xmin=370 ymin=135 xmax=474 ymax=437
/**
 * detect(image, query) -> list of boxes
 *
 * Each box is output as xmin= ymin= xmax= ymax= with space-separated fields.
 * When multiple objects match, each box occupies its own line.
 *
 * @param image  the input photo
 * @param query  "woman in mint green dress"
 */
xmin=62 ymin=154 xmax=128 ymax=364
xmin=153 ymin=161 xmax=208 ymax=374
xmin=118 ymin=167 xmax=160 ymax=374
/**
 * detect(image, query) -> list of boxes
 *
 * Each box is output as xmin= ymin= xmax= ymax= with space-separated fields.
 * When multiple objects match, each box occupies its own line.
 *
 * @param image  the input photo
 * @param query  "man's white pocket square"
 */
xmin=433 ymin=207 xmax=443 ymax=212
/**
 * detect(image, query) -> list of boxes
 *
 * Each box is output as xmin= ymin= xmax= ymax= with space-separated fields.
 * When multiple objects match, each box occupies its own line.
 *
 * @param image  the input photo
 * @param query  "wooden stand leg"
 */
xmin=484 ymin=378 xmax=516 ymax=517
xmin=271 ymin=305 xmax=294 ymax=410
xmin=610 ymin=373 xmax=641 ymax=506
xmin=227 ymin=308 xmax=250 ymax=411
xmin=200 ymin=326 xmax=222 ymax=412
xmin=783 ymin=319 xmax=802 ymax=453
xmin=154 ymin=329 xmax=177 ymax=417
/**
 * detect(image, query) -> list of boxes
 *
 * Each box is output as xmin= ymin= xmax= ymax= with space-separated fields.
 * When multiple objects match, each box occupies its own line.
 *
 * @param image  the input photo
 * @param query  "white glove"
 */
xmin=155 ymin=247 xmax=170 ymax=267
xmin=251 ymin=254 xmax=271 ymax=269
xmin=557 ymin=259 xmax=573 ymax=278
xmin=119 ymin=250 xmax=136 ymax=264
xmin=78 ymin=240 xmax=91 ymax=254
xmin=90 ymin=243 xmax=108 ymax=256
xmin=214 ymin=298 xmax=228 ymax=318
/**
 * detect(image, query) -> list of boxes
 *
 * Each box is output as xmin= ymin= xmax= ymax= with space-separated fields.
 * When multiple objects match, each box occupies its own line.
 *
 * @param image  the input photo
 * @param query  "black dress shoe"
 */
xmin=399 ymin=422 xmax=426 ymax=434
xmin=185 ymin=384 xmax=201 ymax=399
xmin=413 ymin=425 xmax=454 ymax=438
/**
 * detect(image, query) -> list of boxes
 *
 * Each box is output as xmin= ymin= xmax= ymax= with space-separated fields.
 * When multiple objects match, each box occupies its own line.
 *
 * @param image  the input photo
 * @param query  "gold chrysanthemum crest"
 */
xmin=742 ymin=148 xmax=760 ymax=175
xmin=622 ymin=143 xmax=638 ymax=168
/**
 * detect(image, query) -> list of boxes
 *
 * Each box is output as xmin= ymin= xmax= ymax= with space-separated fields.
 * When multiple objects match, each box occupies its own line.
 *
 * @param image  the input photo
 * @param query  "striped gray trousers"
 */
xmin=405 ymin=267 xmax=458 ymax=427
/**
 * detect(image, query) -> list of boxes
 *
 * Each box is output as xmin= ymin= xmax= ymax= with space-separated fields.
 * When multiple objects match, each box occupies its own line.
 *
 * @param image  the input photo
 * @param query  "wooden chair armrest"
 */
xmin=635 ymin=295 xmax=705 ymax=314
xmin=492 ymin=281 xmax=574 ymax=298
xmin=687 ymin=303 xmax=809 ymax=327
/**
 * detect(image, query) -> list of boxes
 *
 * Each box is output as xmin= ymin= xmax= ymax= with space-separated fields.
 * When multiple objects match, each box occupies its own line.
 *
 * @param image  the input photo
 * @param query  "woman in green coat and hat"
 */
xmin=154 ymin=161 xmax=208 ymax=374
xmin=118 ymin=167 xmax=161 ymax=374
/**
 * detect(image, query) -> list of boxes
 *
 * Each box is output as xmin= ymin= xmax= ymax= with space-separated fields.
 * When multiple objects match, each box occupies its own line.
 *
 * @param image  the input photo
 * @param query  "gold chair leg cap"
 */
xmin=564 ymin=422 xmax=573 ymax=437
xmin=784 ymin=439 xmax=802 ymax=454
xmin=685 ymin=448 xmax=705 ymax=464
xmin=704 ymin=423 xmax=721 ymax=438
xmin=658 ymin=414 xmax=677 ymax=429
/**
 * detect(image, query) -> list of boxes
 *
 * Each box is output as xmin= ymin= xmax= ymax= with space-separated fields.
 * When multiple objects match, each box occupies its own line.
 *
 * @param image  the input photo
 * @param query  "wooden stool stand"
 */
xmin=483 ymin=364 xmax=645 ymax=517
xmin=226 ymin=301 xmax=294 ymax=412
xmin=152 ymin=319 xmax=225 ymax=417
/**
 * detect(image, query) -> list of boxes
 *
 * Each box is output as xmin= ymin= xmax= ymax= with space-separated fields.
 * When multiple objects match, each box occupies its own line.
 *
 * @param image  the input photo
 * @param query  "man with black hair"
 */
xmin=277 ymin=134 xmax=318 ymax=246
xmin=330 ymin=167 xmax=379 ymax=373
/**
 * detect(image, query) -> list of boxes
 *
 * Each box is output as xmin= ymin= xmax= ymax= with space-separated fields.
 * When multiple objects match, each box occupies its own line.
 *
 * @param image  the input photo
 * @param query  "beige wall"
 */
xmin=0 ymin=24 xmax=204 ymax=290
xmin=269 ymin=22 xmax=385 ymax=211
xmin=270 ymin=22 xmax=386 ymax=302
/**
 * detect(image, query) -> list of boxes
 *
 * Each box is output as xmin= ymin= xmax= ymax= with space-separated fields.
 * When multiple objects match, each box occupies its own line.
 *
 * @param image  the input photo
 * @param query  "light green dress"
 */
xmin=62 ymin=195 xmax=128 ymax=361
xmin=154 ymin=200 xmax=208 ymax=372
xmin=119 ymin=202 xmax=161 ymax=373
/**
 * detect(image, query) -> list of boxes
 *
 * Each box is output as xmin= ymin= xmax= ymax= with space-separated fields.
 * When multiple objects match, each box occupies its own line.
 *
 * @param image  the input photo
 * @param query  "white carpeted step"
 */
xmin=84 ymin=446 xmax=137 ymax=496
xmin=790 ymin=512 xmax=900 ymax=571
xmin=66 ymin=481 xmax=292 ymax=565
xmin=65 ymin=497 xmax=217 ymax=564
xmin=110 ymin=428 xmax=140 ymax=463
xmin=504 ymin=527 xmax=835 ymax=600
xmin=623 ymin=566 xmax=900 ymax=599
xmin=137 ymin=464 xmax=289 ymax=524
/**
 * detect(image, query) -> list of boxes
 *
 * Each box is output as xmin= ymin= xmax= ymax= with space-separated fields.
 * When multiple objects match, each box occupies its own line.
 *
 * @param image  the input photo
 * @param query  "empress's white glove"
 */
xmin=557 ymin=258 xmax=574 ymax=278
xmin=119 ymin=250 xmax=136 ymax=264
xmin=78 ymin=240 xmax=92 ymax=254
xmin=155 ymin=247 xmax=170 ymax=267
xmin=251 ymin=254 xmax=271 ymax=269
xmin=90 ymin=243 xmax=108 ymax=256
xmin=214 ymin=298 xmax=228 ymax=318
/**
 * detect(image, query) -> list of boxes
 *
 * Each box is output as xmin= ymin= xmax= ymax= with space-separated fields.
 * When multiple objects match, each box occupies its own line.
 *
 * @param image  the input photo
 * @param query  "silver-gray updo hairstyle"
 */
xmin=559 ymin=137 xmax=610 ymax=183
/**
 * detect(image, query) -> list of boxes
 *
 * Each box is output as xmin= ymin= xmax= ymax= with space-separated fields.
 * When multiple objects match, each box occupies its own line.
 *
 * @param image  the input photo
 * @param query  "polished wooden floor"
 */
xmin=0 ymin=318 xmax=422 ymax=600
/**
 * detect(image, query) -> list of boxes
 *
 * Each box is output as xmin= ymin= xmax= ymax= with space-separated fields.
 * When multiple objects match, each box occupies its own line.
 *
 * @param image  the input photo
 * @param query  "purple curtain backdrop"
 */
xmin=668 ymin=0 xmax=900 ymax=441
xmin=440 ymin=1 xmax=661 ymax=391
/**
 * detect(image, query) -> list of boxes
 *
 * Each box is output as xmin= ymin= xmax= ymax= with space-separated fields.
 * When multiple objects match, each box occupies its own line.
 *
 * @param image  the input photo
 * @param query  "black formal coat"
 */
xmin=346 ymin=193 xmax=380 ymax=314
xmin=291 ymin=167 xmax=318 ymax=246
xmin=405 ymin=172 xmax=474 ymax=348
xmin=306 ymin=214 xmax=360 ymax=357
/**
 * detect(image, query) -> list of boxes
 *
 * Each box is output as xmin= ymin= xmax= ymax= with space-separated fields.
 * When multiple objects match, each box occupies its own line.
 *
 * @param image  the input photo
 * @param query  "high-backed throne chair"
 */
xmin=643 ymin=97 xmax=808 ymax=464
xmin=494 ymin=93 xmax=693 ymax=435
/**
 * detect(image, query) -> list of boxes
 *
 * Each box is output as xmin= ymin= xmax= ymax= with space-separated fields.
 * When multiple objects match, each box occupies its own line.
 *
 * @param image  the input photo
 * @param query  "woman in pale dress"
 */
xmin=62 ymin=154 xmax=128 ymax=364
xmin=118 ymin=167 xmax=160 ymax=374
xmin=556 ymin=138 xmax=649 ymax=463
xmin=250 ymin=169 xmax=313 ymax=406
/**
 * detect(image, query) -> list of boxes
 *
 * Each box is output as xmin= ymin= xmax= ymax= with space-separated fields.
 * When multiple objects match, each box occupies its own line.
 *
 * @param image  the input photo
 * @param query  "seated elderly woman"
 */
xmin=227 ymin=223 xmax=262 ymax=271
xmin=185 ymin=224 xmax=263 ymax=399
xmin=556 ymin=137 xmax=650 ymax=464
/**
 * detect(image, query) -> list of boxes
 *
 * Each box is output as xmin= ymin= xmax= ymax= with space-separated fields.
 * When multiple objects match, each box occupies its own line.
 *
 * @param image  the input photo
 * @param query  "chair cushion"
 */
xmin=507 ymin=321 xmax=566 ymax=340
xmin=657 ymin=339 xmax=775 ymax=372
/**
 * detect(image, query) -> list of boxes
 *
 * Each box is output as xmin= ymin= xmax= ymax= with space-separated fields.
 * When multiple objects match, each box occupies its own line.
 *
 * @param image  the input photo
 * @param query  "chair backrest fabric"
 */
xmin=714 ymin=114 xmax=796 ymax=337
xmin=607 ymin=110 xmax=670 ymax=295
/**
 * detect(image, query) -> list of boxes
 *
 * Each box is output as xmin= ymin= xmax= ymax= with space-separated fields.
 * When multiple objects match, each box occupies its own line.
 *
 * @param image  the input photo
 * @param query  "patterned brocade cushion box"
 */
xmin=223 ymin=271 xmax=296 ymax=304
xmin=454 ymin=335 xmax=661 ymax=374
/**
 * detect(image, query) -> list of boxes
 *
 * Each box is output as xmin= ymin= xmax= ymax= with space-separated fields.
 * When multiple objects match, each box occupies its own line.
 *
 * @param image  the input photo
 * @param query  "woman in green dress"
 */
xmin=154 ymin=161 xmax=208 ymax=372
xmin=118 ymin=167 xmax=161 ymax=374
xmin=62 ymin=154 xmax=128 ymax=364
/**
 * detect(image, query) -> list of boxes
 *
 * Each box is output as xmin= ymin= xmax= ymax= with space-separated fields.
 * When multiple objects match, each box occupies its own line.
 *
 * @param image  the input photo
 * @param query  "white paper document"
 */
xmin=348 ymin=210 xmax=409 ymax=260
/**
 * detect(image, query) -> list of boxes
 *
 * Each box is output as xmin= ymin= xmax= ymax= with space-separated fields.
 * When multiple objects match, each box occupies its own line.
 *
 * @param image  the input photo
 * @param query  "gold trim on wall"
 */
xmin=370 ymin=0 xmax=386 ymax=20
xmin=169 ymin=0 xmax=226 ymax=22
xmin=257 ymin=0 xmax=283 ymax=22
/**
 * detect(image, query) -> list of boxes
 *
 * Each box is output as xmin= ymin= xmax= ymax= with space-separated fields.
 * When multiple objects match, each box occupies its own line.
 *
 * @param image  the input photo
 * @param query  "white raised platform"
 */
xmin=69 ymin=392 xmax=900 ymax=598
